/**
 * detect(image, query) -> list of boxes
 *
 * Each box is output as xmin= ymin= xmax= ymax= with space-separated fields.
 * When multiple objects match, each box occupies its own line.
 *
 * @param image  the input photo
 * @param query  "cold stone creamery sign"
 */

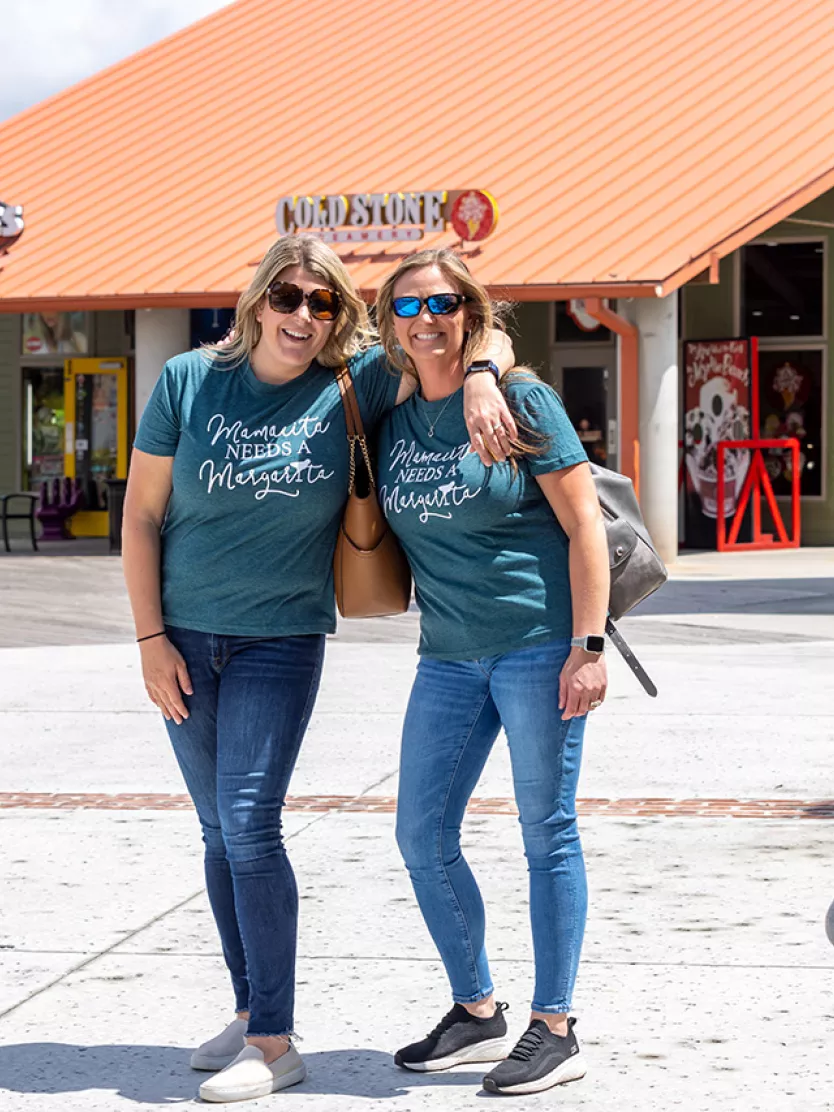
xmin=275 ymin=190 xmax=498 ymax=244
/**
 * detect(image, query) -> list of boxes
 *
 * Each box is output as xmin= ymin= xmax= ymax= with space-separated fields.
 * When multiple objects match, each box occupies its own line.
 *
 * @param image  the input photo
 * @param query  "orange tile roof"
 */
xmin=3 ymin=0 xmax=834 ymax=308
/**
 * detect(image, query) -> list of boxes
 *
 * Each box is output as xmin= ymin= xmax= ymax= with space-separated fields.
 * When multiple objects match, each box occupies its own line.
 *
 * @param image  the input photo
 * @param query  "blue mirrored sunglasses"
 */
xmin=391 ymin=293 xmax=469 ymax=318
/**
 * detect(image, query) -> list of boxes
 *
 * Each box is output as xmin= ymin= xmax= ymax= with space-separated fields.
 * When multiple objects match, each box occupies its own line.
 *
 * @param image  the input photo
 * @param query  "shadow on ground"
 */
xmin=0 ymin=1043 xmax=491 ymax=1104
xmin=630 ymin=577 xmax=834 ymax=617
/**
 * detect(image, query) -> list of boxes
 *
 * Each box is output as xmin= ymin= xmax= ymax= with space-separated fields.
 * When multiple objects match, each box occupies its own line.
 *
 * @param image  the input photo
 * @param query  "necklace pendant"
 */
xmin=427 ymin=428 xmax=435 ymax=437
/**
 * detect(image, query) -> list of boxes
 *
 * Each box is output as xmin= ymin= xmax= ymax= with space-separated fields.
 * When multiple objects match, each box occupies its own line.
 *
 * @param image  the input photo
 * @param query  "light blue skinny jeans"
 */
xmin=395 ymin=637 xmax=587 ymax=1014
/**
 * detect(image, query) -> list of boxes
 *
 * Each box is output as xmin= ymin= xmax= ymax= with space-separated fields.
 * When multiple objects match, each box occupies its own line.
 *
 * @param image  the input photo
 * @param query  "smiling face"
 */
xmin=391 ymin=265 xmax=469 ymax=371
xmin=254 ymin=265 xmax=338 ymax=373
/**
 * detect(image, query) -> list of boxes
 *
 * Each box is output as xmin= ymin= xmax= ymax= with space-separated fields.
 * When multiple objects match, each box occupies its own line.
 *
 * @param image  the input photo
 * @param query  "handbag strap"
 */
xmin=334 ymin=364 xmax=376 ymax=494
xmin=605 ymin=617 xmax=658 ymax=698
xmin=334 ymin=363 xmax=365 ymax=439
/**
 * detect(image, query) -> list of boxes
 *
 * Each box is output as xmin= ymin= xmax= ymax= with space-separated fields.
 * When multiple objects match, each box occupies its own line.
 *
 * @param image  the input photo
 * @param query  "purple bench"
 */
xmin=37 ymin=478 xmax=85 ymax=541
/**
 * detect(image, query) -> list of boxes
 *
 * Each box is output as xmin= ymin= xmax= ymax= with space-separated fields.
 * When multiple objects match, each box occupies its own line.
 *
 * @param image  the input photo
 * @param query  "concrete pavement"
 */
xmin=0 ymin=549 xmax=833 ymax=1109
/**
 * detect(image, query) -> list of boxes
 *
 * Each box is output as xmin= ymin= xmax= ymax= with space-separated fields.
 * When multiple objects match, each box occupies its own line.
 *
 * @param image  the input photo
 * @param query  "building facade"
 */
xmin=2 ymin=0 xmax=834 ymax=560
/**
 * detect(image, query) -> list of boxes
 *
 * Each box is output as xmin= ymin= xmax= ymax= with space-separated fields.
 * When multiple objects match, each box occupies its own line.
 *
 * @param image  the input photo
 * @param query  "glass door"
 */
xmin=550 ymin=348 xmax=618 ymax=470
xmin=63 ymin=358 xmax=129 ymax=537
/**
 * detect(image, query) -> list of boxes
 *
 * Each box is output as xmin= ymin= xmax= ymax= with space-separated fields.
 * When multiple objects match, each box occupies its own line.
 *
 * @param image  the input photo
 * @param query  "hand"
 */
xmin=558 ymin=647 xmax=607 ymax=720
xmin=463 ymin=373 xmax=518 ymax=466
xmin=140 ymin=636 xmax=193 ymax=725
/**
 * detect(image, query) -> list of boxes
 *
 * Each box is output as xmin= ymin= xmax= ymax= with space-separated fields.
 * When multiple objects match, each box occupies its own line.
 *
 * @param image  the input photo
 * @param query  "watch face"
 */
xmin=585 ymin=635 xmax=605 ymax=653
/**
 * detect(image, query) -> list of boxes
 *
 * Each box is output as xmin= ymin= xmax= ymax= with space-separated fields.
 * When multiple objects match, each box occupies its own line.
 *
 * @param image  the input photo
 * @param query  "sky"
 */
xmin=1 ymin=0 xmax=234 ymax=122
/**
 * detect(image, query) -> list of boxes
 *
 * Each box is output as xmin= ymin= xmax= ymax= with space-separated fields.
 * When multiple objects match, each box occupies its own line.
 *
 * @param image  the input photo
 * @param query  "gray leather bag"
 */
xmin=591 ymin=464 xmax=668 ymax=621
xmin=591 ymin=464 xmax=668 ymax=696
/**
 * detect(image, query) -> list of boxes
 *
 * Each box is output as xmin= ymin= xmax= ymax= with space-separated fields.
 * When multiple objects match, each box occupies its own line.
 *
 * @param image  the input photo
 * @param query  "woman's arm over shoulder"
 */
xmin=346 ymin=345 xmax=403 ymax=421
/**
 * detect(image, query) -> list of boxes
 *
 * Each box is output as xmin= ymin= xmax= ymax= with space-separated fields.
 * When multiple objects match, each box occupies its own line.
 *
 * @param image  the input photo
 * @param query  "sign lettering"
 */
xmin=275 ymin=190 xmax=498 ymax=243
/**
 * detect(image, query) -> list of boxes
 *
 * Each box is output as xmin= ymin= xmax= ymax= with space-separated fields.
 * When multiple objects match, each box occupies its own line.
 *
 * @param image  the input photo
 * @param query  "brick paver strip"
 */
xmin=1 ymin=793 xmax=833 ymax=818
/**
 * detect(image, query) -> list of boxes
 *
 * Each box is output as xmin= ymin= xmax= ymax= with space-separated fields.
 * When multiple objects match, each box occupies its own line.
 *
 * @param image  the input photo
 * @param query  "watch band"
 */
xmin=464 ymin=359 xmax=501 ymax=383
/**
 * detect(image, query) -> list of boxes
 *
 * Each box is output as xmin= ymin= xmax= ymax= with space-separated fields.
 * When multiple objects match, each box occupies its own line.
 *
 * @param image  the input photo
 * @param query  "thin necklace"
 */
xmin=426 ymin=393 xmax=457 ymax=438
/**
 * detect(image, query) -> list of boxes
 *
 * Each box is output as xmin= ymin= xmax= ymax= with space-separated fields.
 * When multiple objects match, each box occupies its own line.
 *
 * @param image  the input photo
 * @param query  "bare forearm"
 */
xmin=122 ymin=515 xmax=165 ymax=638
xmin=568 ymin=517 xmax=609 ymax=636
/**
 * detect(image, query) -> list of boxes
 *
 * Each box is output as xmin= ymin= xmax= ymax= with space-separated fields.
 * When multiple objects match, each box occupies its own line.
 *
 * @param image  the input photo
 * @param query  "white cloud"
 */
xmin=1 ymin=0 xmax=234 ymax=121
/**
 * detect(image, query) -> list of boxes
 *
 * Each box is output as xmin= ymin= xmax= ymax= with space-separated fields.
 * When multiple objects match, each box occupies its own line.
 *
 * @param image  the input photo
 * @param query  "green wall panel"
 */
xmin=0 ymin=313 xmax=21 ymax=495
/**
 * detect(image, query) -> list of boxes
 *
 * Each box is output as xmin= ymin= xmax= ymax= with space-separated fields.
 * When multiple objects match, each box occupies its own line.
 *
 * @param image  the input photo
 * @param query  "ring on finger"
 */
xmin=491 ymin=423 xmax=505 ymax=433
xmin=590 ymin=699 xmax=603 ymax=710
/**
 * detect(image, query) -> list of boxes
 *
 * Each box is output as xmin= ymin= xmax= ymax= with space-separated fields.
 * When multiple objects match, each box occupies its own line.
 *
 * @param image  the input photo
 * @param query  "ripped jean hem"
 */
xmin=245 ymin=1028 xmax=297 ymax=1040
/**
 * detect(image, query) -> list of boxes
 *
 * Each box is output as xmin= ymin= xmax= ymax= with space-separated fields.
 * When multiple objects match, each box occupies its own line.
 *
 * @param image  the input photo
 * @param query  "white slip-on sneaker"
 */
xmin=198 ymin=1044 xmax=307 ymax=1103
xmin=190 ymin=1018 xmax=248 ymax=1071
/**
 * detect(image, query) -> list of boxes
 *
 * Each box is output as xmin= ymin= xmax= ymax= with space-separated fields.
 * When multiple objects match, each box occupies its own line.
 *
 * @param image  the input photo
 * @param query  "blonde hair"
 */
xmin=375 ymin=248 xmax=499 ymax=380
xmin=376 ymin=249 xmax=549 ymax=472
xmin=205 ymin=235 xmax=375 ymax=367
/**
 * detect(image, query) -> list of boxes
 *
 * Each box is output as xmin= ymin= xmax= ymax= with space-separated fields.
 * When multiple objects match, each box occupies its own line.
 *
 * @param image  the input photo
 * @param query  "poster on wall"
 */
xmin=757 ymin=349 xmax=823 ymax=497
xmin=22 ymin=312 xmax=88 ymax=355
xmin=683 ymin=339 xmax=752 ymax=549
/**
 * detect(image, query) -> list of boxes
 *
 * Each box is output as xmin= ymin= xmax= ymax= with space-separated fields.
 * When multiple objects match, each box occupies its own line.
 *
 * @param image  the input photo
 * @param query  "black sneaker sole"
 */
xmin=482 ymin=1052 xmax=588 ymax=1094
xmin=395 ymin=1036 xmax=514 ymax=1072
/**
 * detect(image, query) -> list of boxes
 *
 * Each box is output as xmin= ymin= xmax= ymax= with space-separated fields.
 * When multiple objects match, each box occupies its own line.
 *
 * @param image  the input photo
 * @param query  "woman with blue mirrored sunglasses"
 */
xmin=375 ymin=247 xmax=609 ymax=1097
xmin=392 ymin=292 xmax=470 ymax=318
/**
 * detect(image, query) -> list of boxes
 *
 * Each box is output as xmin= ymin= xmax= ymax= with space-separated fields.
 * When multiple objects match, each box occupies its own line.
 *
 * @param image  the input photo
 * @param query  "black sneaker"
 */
xmin=482 ymin=1017 xmax=587 ymax=1095
xmin=394 ymin=1002 xmax=512 ymax=1072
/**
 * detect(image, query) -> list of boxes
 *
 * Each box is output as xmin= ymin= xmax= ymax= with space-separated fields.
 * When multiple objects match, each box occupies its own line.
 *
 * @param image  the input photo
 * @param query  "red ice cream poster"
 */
xmin=683 ymin=340 xmax=752 ymax=548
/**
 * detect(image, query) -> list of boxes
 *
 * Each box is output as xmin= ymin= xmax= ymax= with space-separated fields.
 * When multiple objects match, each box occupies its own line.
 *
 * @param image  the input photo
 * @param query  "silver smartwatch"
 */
xmin=571 ymin=635 xmax=605 ymax=654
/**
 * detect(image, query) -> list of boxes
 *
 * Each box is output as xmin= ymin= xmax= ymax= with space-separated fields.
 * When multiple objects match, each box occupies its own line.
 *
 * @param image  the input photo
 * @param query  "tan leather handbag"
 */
xmin=332 ymin=365 xmax=412 ymax=618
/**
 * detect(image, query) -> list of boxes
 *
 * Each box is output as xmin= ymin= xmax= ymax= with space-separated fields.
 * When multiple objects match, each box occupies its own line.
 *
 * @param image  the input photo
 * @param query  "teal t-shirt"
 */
xmin=134 ymin=346 xmax=400 ymax=636
xmin=376 ymin=376 xmax=588 ymax=661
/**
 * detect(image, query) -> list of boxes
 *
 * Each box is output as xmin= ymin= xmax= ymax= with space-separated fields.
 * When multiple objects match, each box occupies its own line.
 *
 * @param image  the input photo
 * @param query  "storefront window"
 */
xmin=757 ymin=349 xmax=823 ymax=496
xmin=23 ymin=368 xmax=65 ymax=489
xmin=561 ymin=365 xmax=609 ymax=466
xmin=21 ymin=312 xmax=89 ymax=355
xmin=190 ymin=308 xmax=235 ymax=349
xmin=741 ymin=242 xmax=824 ymax=337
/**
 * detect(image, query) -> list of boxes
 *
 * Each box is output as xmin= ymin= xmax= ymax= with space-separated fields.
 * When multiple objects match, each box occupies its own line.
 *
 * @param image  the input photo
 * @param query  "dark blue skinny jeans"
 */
xmin=163 ymin=626 xmax=325 ymax=1037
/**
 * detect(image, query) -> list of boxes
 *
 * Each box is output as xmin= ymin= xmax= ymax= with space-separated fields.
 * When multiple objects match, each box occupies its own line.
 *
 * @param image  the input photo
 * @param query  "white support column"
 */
xmin=632 ymin=295 xmax=679 ymax=564
xmin=134 ymin=309 xmax=190 ymax=420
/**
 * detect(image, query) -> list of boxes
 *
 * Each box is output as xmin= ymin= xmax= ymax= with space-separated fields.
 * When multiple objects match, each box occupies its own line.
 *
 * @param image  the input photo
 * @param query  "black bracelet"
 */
xmin=137 ymin=631 xmax=166 ymax=644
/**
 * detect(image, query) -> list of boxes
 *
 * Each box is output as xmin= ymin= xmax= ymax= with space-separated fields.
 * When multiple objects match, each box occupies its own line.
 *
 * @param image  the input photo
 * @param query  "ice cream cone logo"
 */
xmin=450 ymin=190 xmax=499 ymax=241
xmin=772 ymin=362 xmax=803 ymax=408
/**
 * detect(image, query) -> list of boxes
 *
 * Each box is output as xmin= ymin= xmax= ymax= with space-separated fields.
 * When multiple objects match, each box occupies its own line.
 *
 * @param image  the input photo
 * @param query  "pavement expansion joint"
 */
xmin=0 ymin=885 xmax=207 ymax=1023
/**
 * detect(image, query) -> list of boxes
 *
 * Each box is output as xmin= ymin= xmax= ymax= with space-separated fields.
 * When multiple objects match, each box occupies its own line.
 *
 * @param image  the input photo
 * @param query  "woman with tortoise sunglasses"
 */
xmin=122 ymin=234 xmax=517 ymax=1103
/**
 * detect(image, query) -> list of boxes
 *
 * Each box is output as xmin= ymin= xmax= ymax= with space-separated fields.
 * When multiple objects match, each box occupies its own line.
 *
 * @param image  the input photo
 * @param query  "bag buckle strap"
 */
xmin=605 ymin=617 xmax=658 ymax=698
